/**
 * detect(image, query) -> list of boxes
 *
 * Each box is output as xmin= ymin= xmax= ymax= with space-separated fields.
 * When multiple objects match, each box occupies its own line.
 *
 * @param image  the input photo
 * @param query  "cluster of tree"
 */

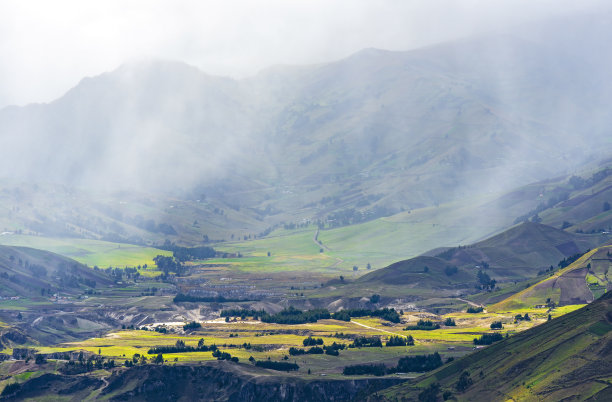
xmin=343 ymin=352 xmax=443 ymax=376
xmin=444 ymin=266 xmax=459 ymax=276
xmin=418 ymin=382 xmax=451 ymax=402
xmin=444 ymin=318 xmax=456 ymax=326
xmin=156 ymin=241 xmax=217 ymax=262
xmin=0 ymin=383 xmax=20 ymax=397
xmin=260 ymin=307 xmax=331 ymax=324
xmin=325 ymin=205 xmax=395 ymax=228
xmin=153 ymin=255 xmax=186 ymax=275
xmin=466 ymin=306 xmax=484 ymax=313
xmin=490 ymin=321 xmax=503 ymax=329
xmin=321 ymin=343 xmax=345 ymax=356
xmin=456 ymin=371 xmax=473 ymax=392
xmin=183 ymin=321 xmax=201 ymax=331
xmin=60 ymin=354 xmax=115 ymax=374
xmin=148 ymin=339 xmax=215 ymax=354
xmin=343 ymin=363 xmax=387 ymax=376
xmin=348 ymin=336 xmax=382 ymax=348
xmin=124 ymin=353 xmax=149 ymax=367
xmin=558 ymin=250 xmax=589 ymax=269
xmin=538 ymin=265 xmax=558 ymax=276
xmin=569 ymin=168 xmax=612 ymax=191
xmin=283 ymin=221 xmax=310 ymax=230
xmin=473 ymin=332 xmax=504 ymax=345
xmin=331 ymin=308 xmax=400 ymax=323
xmin=289 ymin=346 xmax=323 ymax=355
xmin=386 ymin=335 xmax=414 ymax=347
xmin=515 ymin=313 xmax=531 ymax=322
xmin=405 ymin=320 xmax=440 ymax=331
xmin=477 ymin=270 xmax=496 ymax=290
xmin=212 ymin=349 xmax=239 ymax=362
xmin=436 ymin=245 xmax=472 ymax=260
xmin=332 ymin=332 xmax=352 ymax=339
xmin=132 ymin=217 xmax=177 ymax=235
xmin=303 ymin=336 xmax=324 ymax=346
xmin=255 ymin=360 xmax=299 ymax=371
xmin=394 ymin=352 xmax=443 ymax=373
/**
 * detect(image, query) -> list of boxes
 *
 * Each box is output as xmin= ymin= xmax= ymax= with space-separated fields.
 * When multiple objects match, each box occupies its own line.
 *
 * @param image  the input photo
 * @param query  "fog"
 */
xmin=0 ymin=0 xmax=606 ymax=108
xmin=0 ymin=1 xmax=611 ymax=244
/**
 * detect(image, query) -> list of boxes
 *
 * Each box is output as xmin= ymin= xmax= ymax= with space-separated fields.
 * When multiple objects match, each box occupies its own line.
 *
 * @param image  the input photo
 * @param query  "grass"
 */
xmin=0 ymin=235 xmax=171 ymax=268
xmin=32 ymin=306 xmax=555 ymax=377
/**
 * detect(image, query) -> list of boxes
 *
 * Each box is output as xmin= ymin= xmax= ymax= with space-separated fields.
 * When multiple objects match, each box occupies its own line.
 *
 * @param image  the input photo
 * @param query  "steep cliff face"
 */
xmin=103 ymin=362 xmax=406 ymax=401
xmin=4 ymin=361 xmax=406 ymax=401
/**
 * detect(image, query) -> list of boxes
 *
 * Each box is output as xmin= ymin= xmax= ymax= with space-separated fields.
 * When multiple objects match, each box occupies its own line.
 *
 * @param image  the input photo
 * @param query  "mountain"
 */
xmin=492 ymin=244 xmax=612 ymax=311
xmin=373 ymin=290 xmax=612 ymax=401
xmin=1 ymin=14 xmax=612 ymax=239
xmin=327 ymin=222 xmax=609 ymax=303
xmin=436 ymin=222 xmax=607 ymax=279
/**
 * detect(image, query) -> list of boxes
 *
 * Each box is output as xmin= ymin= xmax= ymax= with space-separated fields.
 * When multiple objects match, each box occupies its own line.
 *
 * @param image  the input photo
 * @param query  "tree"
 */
xmin=456 ymin=371 xmax=473 ymax=392
xmin=154 ymin=353 xmax=164 ymax=364
xmin=604 ymin=201 xmax=611 ymax=212
xmin=423 ymin=266 xmax=429 ymax=273
xmin=418 ymin=383 xmax=440 ymax=402
xmin=366 ymin=263 xmax=371 ymax=270
xmin=353 ymin=265 xmax=358 ymax=271
xmin=370 ymin=294 xmax=380 ymax=304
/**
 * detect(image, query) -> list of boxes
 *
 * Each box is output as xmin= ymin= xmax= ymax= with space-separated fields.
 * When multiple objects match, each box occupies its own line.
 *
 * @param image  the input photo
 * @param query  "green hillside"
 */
xmin=374 ymin=291 xmax=612 ymax=401
xmin=436 ymin=222 xmax=607 ymax=279
xmin=320 ymin=222 xmax=609 ymax=302
xmin=0 ymin=245 xmax=113 ymax=299
xmin=491 ymin=245 xmax=612 ymax=311
xmin=512 ymin=164 xmax=612 ymax=235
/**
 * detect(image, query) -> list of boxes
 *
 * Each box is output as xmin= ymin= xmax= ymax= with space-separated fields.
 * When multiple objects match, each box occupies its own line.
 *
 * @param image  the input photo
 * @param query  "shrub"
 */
xmin=474 ymin=333 xmax=503 ymax=345
xmin=490 ymin=321 xmax=503 ymax=329
xmin=342 ymin=363 xmax=386 ymax=376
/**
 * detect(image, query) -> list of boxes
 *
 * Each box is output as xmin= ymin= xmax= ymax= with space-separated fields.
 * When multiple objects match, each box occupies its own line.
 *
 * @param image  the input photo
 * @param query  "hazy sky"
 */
xmin=0 ymin=0 xmax=607 ymax=108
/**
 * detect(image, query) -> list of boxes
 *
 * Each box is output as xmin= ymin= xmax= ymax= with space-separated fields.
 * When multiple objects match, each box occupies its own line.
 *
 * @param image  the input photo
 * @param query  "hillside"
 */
xmin=491 ymin=244 xmax=612 ymax=311
xmin=373 ymin=290 xmax=612 ymax=401
xmin=517 ymin=164 xmax=612 ymax=235
xmin=0 ymin=245 xmax=113 ymax=299
xmin=1 ymin=15 xmax=612 ymax=246
xmin=323 ymin=222 xmax=609 ymax=302
xmin=435 ymin=222 xmax=608 ymax=279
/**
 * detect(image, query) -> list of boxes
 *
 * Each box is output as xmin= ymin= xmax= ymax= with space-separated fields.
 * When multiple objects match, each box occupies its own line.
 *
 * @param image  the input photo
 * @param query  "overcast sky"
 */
xmin=0 ymin=0 xmax=607 ymax=108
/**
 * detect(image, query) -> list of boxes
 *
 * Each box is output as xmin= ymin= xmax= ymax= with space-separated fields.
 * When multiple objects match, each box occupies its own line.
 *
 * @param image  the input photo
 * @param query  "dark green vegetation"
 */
xmin=405 ymin=320 xmax=441 ymax=331
xmin=375 ymin=291 xmax=612 ymax=401
xmin=1 ymin=14 xmax=612 ymax=402
xmin=343 ymin=353 xmax=443 ymax=376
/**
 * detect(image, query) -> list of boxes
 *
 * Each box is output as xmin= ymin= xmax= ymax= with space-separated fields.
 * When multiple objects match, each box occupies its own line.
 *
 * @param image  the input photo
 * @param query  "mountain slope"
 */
xmin=492 ymin=244 xmax=612 ymax=311
xmin=436 ymin=222 xmax=607 ymax=279
xmin=1 ymin=14 xmax=612 ymax=217
xmin=374 ymin=290 xmax=612 ymax=401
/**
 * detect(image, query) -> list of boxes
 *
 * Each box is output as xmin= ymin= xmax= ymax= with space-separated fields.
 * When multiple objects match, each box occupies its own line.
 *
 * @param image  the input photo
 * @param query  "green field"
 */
xmin=0 ymin=235 xmax=171 ymax=268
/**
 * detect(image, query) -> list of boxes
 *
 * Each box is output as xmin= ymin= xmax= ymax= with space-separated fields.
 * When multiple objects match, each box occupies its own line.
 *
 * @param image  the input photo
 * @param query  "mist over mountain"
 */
xmin=1 ymin=13 xmax=611 ymax=219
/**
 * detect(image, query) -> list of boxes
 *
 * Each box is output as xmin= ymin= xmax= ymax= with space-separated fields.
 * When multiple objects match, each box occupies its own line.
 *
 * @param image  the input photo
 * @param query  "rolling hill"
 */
xmin=435 ymin=222 xmax=608 ymax=279
xmin=323 ymin=222 xmax=609 ymax=302
xmin=491 ymin=244 xmax=612 ymax=311
xmin=373 ymin=290 xmax=612 ymax=401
